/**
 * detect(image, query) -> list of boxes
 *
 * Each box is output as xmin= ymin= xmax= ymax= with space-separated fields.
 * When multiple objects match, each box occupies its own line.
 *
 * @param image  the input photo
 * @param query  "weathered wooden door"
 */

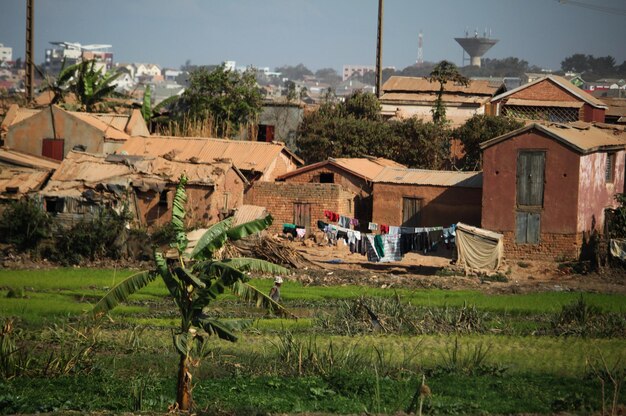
xmin=293 ymin=203 xmax=311 ymax=228
xmin=515 ymin=211 xmax=541 ymax=244
xmin=516 ymin=151 xmax=545 ymax=207
xmin=402 ymin=197 xmax=421 ymax=227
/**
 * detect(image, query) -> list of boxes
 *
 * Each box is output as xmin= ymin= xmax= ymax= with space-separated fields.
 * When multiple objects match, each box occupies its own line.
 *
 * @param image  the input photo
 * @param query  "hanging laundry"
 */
xmin=296 ymin=228 xmax=306 ymax=239
xmin=368 ymin=222 xmax=378 ymax=231
xmin=389 ymin=226 xmax=400 ymax=236
xmin=380 ymin=224 xmax=389 ymax=234
xmin=350 ymin=218 xmax=360 ymax=228
xmin=338 ymin=215 xmax=350 ymax=228
xmin=365 ymin=234 xmax=403 ymax=263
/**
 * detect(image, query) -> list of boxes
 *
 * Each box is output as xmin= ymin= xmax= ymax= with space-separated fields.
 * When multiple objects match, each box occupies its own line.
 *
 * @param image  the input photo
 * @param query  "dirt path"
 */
xmin=286 ymin=239 xmax=626 ymax=295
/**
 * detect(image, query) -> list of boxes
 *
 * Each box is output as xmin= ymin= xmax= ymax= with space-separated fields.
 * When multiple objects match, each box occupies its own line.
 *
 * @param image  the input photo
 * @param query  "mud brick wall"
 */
xmin=244 ymin=182 xmax=355 ymax=233
xmin=502 ymin=231 xmax=582 ymax=260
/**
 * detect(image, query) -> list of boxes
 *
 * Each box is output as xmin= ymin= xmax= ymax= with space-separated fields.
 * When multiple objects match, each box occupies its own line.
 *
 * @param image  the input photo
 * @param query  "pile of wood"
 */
xmin=222 ymin=234 xmax=318 ymax=270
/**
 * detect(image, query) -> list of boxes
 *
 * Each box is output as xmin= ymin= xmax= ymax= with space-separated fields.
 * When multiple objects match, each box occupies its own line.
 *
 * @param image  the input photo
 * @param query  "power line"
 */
xmin=557 ymin=0 xmax=626 ymax=16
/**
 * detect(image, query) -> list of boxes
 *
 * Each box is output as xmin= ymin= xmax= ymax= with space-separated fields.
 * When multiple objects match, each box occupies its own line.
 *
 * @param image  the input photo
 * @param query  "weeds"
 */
xmin=586 ymin=351 xmax=625 ymax=416
xmin=551 ymin=295 xmax=626 ymax=338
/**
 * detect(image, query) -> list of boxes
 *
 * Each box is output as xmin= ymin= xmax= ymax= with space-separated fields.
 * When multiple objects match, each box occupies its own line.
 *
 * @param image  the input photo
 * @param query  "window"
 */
xmin=516 ymin=211 xmax=541 ymax=244
xmin=606 ymin=153 xmax=616 ymax=183
xmin=402 ymin=197 xmax=421 ymax=227
xmin=42 ymin=138 xmax=64 ymax=161
xmin=517 ymin=151 xmax=545 ymax=207
xmin=257 ymin=124 xmax=275 ymax=142
xmin=159 ymin=190 xmax=170 ymax=207
xmin=45 ymin=197 xmax=64 ymax=214
xmin=320 ymin=173 xmax=334 ymax=183
xmin=223 ymin=192 xmax=230 ymax=211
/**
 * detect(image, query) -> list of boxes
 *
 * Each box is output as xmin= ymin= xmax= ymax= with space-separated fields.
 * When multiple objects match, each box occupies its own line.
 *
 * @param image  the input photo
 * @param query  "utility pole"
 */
xmin=25 ymin=0 xmax=35 ymax=101
xmin=375 ymin=0 xmax=383 ymax=98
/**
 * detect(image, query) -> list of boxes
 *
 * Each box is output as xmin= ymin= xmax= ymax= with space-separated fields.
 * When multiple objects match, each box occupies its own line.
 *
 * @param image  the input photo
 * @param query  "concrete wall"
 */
xmin=482 ymin=129 xmax=584 ymax=259
xmin=259 ymin=105 xmax=303 ymax=147
xmin=244 ymin=182 xmax=354 ymax=234
xmin=6 ymin=107 xmax=105 ymax=159
xmin=577 ymin=150 xmax=625 ymax=232
xmin=380 ymin=103 xmax=483 ymax=124
xmin=372 ymin=183 xmax=482 ymax=228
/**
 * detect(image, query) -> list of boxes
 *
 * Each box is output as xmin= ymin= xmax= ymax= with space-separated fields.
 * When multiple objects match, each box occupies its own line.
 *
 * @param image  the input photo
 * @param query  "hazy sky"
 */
xmin=1 ymin=0 xmax=625 ymax=72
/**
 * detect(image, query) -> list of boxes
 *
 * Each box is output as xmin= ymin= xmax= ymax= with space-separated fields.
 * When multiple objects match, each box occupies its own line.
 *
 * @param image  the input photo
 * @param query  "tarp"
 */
xmin=610 ymin=239 xmax=626 ymax=261
xmin=455 ymin=222 xmax=504 ymax=272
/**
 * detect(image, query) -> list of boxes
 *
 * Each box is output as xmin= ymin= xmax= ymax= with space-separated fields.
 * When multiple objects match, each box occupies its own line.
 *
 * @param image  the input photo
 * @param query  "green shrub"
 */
xmin=0 ymin=199 xmax=51 ymax=251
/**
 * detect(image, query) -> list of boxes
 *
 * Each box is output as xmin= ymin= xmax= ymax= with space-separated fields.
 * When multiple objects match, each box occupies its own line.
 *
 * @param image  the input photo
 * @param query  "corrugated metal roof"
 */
xmin=118 ymin=136 xmax=299 ymax=174
xmin=0 ymin=166 xmax=50 ymax=197
xmin=231 ymin=205 xmax=268 ymax=226
xmin=68 ymin=111 xmax=130 ymax=141
xmin=491 ymin=75 xmax=608 ymax=109
xmin=382 ymin=76 xmax=502 ymax=96
xmin=0 ymin=148 xmax=61 ymax=170
xmin=601 ymin=98 xmax=626 ymax=118
xmin=278 ymin=157 xmax=406 ymax=182
xmin=505 ymin=98 xmax=584 ymax=108
xmin=481 ymin=122 xmax=626 ymax=154
xmin=373 ymin=167 xmax=483 ymax=188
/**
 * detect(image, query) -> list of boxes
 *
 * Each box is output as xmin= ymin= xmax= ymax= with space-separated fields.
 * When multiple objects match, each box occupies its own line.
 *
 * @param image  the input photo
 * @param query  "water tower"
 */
xmin=454 ymin=29 xmax=498 ymax=67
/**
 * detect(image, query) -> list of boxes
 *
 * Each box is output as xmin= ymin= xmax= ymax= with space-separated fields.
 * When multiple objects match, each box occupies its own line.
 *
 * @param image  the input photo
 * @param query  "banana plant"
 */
xmin=91 ymin=175 xmax=293 ymax=411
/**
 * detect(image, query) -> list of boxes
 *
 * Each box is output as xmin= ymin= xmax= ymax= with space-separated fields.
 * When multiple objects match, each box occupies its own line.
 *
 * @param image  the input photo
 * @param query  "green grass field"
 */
xmin=0 ymin=268 xmax=624 ymax=414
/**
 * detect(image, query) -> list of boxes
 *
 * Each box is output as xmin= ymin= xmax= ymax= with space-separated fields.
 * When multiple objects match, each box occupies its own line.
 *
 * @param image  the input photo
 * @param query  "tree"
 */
xmin=428 ymin=61 xmax=470 ymax=125
xmin=91 ymin=176 xmax=292 ymax=411
xmin=314 ymin=67 xmax=341 ymax=87
xmin=274 ymin=63 xmax=313 ymax=81
xmin=173 ymin=65 xmax=262 ymax=137
xmin=453 ymin=114 xmax=524 ymax=171
xmin=561 ymin=53 xmax=590 ymax=73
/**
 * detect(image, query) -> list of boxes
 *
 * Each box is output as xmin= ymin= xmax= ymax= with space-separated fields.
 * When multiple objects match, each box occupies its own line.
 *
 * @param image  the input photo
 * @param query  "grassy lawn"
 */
xmin=0 ymin=268 xmax=624 ymax=414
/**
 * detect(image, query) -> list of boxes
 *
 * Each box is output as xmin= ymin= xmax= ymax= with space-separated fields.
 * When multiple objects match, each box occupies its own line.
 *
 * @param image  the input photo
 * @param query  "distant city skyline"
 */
xmin=1 ymin=0 xmax=625 ymax=73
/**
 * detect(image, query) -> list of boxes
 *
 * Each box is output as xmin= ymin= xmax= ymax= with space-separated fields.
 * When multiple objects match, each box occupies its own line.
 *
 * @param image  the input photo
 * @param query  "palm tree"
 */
xmin=91 ymin=175 xmax=292 ymax=411
xmin=428 ymin=60 xmax=470 ymax=125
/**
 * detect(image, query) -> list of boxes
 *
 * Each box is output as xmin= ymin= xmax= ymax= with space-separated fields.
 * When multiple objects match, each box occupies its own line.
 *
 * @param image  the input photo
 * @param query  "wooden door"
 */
xmin=293 ymin=203 xmax=311 ymax=229
xmin=517 ymin=151 xmax=545 ymax=207
xmin=402 ymin=197 xmax=421 ymax=227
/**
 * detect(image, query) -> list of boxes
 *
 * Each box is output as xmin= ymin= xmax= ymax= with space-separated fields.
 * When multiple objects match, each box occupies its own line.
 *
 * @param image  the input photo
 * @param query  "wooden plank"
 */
xmin=528 ymin=152 xmax=545 ymax=206
xmin=527 ymin=212 xmax=541 ymax=244
xmin=515 ymin=211 xmax=528 ymax=243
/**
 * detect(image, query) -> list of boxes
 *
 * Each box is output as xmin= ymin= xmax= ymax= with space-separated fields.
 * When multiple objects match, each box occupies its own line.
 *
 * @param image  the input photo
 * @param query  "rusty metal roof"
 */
xmin=0 ymin=166 xmax=51 ymax=198
xmin=481 ymin=122 xmax=626 ymax=154
xmin=373 ymin=167 xmax=483 ymax=188
xmin=381 ymin=92 xmax=489 ymax=105
xmin=0 ymin=148 xmax=61 ymax=170
xmin=382 ymin=76 xmax=503 ymax=96
xmin=504 ymin=98 xmax=584 ymax=108
xmin=601 ymin=98 xmax=626 ymax=118
xmin=118 ymin=136 xmax=302 ymax=174
xmin=491 ymin=75 xmax=608 ymax=109
xmin=278 ymin=157 xmax=406 ymax=182
xmin=43 ymin=151 xmax=239 ymax=196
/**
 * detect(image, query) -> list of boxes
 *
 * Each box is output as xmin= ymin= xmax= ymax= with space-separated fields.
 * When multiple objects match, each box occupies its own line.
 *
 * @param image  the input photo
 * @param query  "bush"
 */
xmin=0 ymin=199 xmax=52 ymax=251
xmin=53 ymin=208 xmax=130 ymax=265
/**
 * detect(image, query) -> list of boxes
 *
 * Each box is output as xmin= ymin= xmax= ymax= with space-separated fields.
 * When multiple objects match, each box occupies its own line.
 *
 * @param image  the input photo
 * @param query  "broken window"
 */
xmin=320 ymin=173 xmax=334 ymax=183
xmin=45 ymin=197 xmax=65 ymax=214
xmin=605 ymin=152 xmax=616 ymax=183
xmin=402 ymin=197 xmax=421 ymax=227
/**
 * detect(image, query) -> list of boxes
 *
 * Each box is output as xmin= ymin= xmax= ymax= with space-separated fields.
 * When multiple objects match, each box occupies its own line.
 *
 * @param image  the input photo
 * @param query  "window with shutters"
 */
xmin=516 ymin=211 xmax=541 ymax=244
xmin=402 ymin=197 xmax=421 ymax=227
xmin=605 ymin=153 xmax=615 ymax=183
xmin=516 ymin=151 xmax=545 ymax=207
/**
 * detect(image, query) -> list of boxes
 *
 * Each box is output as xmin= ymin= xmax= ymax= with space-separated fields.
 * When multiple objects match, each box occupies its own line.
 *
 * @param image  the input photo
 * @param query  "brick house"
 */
xmin=490 ymin=75 xmax=608 ymax=123
xmin=481 ymin=122 xmax=626 ymax=260
xmin=371 ymin=167 xmax=483 ymax=228
xmin=1 ymin=105 xmax=149 ymax=160
xmin=380 ymin=76 xmax=505 ymax=126
xmin=272 ymin=157 xmax=405 ymax=229
xmin=40 ymin=151 xmax=247 ymax=229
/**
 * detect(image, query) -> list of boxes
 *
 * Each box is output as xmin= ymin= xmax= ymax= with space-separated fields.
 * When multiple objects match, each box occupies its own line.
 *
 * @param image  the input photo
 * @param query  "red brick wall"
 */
xmin=502 ymin=231 xmax=582 ymax=260
xmin=372 ymin=183 xmax=482 ymax=227
xmin=506 ymin=79 xmax=579 ymax=102
xmin=244 ymin=182 xmax=355 ymax=233
xmin=282 ymin=165 xmax=373 ymax=196
xmin=582 ymin=105 xmax=606 ymax=122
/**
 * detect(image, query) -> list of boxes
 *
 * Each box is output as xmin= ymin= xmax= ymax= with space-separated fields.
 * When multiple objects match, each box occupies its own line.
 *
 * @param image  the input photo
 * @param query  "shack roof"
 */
xmin=381 ymin=76 xmax=504 ymax=96
xmin=118 ymin=136 xmax=304 ymax=175
xmin=42 ymin=151 xmax=245 ymax=197
xmin=0 ymin=147 xmax=61 ymax=170
xmin=491 ymin=75 xmax=608 ymax=109
xmin=0 ymin=166 xmax=51 ymax=198
xmin=480 ymin=122 xmax=626 ymax=154
xmin=373 ymin=167 xmax=483 ymax=188
xmin=277 ymin=157 xmax=406 ymax=182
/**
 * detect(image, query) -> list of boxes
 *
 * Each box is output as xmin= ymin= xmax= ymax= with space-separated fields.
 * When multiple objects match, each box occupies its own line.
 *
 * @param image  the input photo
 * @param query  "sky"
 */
xmin=1 ymin=0 xmax=626 ymax=72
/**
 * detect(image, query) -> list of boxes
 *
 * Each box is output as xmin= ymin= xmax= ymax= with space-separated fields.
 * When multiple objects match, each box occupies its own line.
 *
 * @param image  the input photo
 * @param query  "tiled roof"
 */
xmin=373 ymin=167 xmax=483 ymax=188
xmin=118 ymin=136 xmax=303 ymax=174
xmin=491 ymin=75 xmax=608 ymax=109
xmin=278 ymin=157 xmax=406 ymax=182
xmin=480 ymin=122 xmax=626 ymax=154
xmin=382 ymin=76 xmax=503 ymax=96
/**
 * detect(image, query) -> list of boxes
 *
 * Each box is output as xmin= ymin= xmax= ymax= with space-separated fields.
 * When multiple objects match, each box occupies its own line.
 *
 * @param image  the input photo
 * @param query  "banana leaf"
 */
xmin=225 ymin=215 xmax=274 ymax=241
xmin=231 ymin=281 xmax=297 ymax=319
xmin=219 ymin=258 xmax=289 ymax=275
xmin=91 ymin=270 xmax=156 ymax=317
xmin=188 ymin=217 xmax=233 ymax=259
xmin=170 ymin=175 xmax=189 ymax=252
xmin=174 ymin=267 xmax=206 ymax=289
